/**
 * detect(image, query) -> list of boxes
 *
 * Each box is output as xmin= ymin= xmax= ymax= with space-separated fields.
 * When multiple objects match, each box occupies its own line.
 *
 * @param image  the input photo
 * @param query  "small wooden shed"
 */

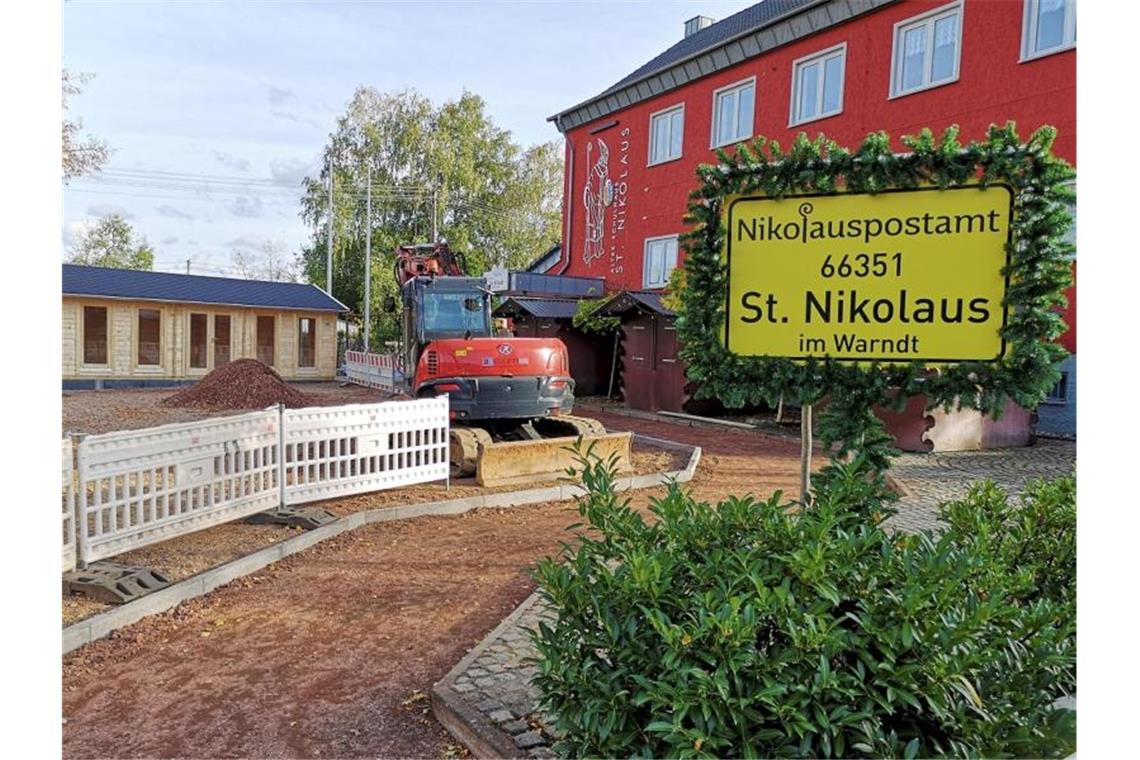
xmin=493 ymin=297 xmax=613 ymax=397
xmin=596 ymin=291 xmax=689 ymax=413
xmin=62 ymin=264 xmax=347 ymax=388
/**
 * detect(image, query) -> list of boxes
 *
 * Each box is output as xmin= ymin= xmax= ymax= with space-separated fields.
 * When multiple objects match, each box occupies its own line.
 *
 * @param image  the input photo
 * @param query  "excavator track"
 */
xmin=449 ymin=427 xmax=494 ymax=478
xmin=532 ymin=414 xmax=607 ymax=438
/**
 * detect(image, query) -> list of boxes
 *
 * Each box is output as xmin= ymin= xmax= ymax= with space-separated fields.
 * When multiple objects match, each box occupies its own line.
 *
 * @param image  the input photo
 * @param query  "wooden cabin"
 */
xmin=62 ymin=264 xmax=347 ymax=388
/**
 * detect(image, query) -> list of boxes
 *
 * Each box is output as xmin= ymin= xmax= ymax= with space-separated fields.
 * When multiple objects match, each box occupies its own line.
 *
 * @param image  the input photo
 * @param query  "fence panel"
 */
xmin=62 ymin=438 xmax=76 ymax=573
xmin=282 ymin=398 xmax=449 ymax=505
xmin=76 ymin=409 xmax=280 ymax=564
xmin=345 ymin=350 xmax=404 ymax=392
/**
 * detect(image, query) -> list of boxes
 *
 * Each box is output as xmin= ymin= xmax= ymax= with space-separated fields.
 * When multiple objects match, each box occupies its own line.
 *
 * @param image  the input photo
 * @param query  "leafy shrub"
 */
xmin=531 ymin=456 xmax=1076 ymax=758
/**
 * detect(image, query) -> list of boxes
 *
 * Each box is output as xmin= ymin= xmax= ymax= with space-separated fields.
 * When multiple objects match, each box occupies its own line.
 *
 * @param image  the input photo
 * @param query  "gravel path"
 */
xmin=61 ymin=411 xmax=808 ymax=759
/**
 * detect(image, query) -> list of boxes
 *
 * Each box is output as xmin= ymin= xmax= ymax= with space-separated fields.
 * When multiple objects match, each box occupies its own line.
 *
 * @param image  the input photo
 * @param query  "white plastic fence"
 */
xmin=66 ymin=399 xmax=449 ymax=568
xmin=75 ymin=409 xmax=281 ymax=565
xmin=282 ymin=398 xmax=449 ymax=505
xmin=62 ymin=438 xmax=76 ymax=573
xmin=345 ymin=350 xmax=404 ymax=392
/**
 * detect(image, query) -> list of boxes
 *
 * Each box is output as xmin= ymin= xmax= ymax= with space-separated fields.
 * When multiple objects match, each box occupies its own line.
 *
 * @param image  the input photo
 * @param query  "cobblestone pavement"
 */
xmin=434 ymin=437 xmax=1076 ymax=755
xmin=883 ymin=437 xmax=1075 ymax=533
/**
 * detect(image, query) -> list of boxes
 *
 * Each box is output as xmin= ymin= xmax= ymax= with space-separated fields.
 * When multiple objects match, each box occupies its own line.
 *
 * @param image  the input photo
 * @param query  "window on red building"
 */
xmin=791 ymin=43 xmax=846 ymax=126
xmin=711 ymin=78 xmax=754 ymax=148
xmin=891 ymin=2 xmax=962 ymax=98
xmin=643 ymin=236 xmax=679 ymax=290
xmin=1021 ymin=0 xmax=1076 ymax=60
xmin=649 ymin=104 xmax=684 ymax=165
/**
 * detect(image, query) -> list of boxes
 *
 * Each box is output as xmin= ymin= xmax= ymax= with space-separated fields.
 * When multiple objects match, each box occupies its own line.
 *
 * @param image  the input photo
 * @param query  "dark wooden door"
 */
xmin=621 ymin=315 xmax=656 ymax=411
xmin=654 ymin=318 xmax=685 ymax=412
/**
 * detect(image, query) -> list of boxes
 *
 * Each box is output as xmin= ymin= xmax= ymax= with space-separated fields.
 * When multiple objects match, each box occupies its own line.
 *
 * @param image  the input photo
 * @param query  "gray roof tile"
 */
xmin=62 ymin=264 xmax=347 ymax=312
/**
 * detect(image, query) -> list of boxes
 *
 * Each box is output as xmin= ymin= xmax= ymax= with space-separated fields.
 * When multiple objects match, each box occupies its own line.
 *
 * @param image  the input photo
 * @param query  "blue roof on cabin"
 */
xmin=62 ymin=264 xmax=348 ymax=312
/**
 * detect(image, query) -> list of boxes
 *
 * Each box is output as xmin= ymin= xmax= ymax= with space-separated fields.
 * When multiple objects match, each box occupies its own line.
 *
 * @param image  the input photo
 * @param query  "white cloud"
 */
xmin=227 ymin=233 xmax=272 ymax=251
xmin=270 ymin=109 xmax=322 ymax=129
xmin=269 ymin=157 xmax=317 ymax=186
xmin=213 ymin=150 xmax=251 ymax=172
xmin=268 ymin=85 xmax=295 ymax=105
xmin=226 ymin=195 xmax=263 ymax=218
xmin=155 ymin=204 xmax=195 ymax=221
xmin=85 ymin=204 xmax=134 ymax=220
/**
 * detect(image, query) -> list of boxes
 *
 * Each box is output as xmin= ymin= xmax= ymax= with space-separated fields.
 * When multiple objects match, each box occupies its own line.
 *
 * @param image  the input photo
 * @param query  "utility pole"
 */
xmin=326 ymin=161 xmax=334 ymax=296
xmin=431 ymin=181 xmax=438 ymax=243
xmin=364 ymin=164 xmax=372 ymax=352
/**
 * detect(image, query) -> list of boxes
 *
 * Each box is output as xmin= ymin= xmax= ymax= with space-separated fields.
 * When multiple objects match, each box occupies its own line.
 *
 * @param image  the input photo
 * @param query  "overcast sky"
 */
xmin=62 ymin=0 xmax=755 ymax=276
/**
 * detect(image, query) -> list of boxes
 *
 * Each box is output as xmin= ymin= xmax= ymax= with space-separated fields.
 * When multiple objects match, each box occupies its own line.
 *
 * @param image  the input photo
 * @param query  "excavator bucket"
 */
xmin=475 ymin=432 xmax=633 ymax=488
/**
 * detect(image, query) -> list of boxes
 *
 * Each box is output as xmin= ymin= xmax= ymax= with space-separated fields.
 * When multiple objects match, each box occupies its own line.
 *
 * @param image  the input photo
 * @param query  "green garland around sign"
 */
xmin=677 ymin=124 xmax=1074 ymax=482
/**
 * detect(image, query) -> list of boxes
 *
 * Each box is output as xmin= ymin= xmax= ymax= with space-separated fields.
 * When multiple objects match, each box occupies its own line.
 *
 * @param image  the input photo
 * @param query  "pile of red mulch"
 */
xmin=161 ymin=359 xmax=313 ymax=410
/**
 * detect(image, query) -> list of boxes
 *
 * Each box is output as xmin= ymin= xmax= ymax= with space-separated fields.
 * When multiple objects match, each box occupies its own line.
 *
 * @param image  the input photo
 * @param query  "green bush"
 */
xmin=531 ymin=457 xmax=1076 ymax=758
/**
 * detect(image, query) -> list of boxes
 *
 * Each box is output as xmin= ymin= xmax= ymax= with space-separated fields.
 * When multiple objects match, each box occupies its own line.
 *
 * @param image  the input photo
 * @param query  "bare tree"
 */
xmin=63 ymin=69 xmax=111 ymax=182
xmin=230 ymin=240 xmax=299 ymax=282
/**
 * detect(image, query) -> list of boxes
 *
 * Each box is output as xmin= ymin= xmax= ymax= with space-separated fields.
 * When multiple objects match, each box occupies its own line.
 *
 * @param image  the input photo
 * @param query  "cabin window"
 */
xmin=298 ymin=317 xmax=316 ymax=368
xmin=83 ymin=306 xmax=107 ymax=365
xmin=214 ymin=315 xmax=231 ymax=367
xmin=890 ymin=1 xmax=962 ymax=98
xmin=137 ymin=309 xmax=161 ymax=366
xmin=190 ymin=313 xmax=208 ymax=369
xmin=257 ymin=315 xmax=275 ymax=366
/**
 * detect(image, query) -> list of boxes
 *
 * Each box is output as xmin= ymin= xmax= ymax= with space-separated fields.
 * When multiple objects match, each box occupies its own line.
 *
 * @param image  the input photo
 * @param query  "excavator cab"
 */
xmin=391 ymin=242 xmax=625 ymax=482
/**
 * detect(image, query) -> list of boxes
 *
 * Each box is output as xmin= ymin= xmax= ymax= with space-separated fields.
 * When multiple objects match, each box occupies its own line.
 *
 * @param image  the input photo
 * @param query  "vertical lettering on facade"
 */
xmin=582 ymin=128 xmax=632 ymax=276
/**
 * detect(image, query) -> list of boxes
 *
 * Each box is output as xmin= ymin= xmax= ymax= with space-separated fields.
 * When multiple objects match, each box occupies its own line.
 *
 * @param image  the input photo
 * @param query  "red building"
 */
xmin=548 ymin=0 xmax=1076 ymax=433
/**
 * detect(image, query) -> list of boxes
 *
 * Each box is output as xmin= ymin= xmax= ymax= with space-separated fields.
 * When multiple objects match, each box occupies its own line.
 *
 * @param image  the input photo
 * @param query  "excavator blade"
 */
xmin=475 ymin=432 xmax=633 ymax=488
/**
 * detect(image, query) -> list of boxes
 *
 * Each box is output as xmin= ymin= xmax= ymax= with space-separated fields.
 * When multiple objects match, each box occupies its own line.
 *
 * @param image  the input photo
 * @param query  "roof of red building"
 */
xmin=549 ymin=0 xmax=896 ymax=132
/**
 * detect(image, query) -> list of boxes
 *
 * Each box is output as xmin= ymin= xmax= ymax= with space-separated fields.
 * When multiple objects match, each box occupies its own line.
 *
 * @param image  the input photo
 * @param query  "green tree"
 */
xmin=298 ymin=87 xmax=562 ymax=344
xmin=67 ymin=214 xmax=155 ymax=270
xmin=62 ymin=69 xmax=111 ymax=182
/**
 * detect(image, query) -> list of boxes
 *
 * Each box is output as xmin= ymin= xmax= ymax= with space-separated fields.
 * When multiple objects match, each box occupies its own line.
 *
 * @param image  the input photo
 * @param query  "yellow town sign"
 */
xmin=723 ymin=185 xmax=1013 ymax=363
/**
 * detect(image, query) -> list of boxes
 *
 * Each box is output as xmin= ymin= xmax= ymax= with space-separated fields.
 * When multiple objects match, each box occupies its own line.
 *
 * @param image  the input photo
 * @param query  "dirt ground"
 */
xmin=62 ymin=411 xmax=810 ymax=759
xmin=61 ymin=385 xmax=684 ymax=627
xmin=61 ymin=442 xmax=683 ymax=627
xmin=62 ymin=383 xmax=388 ymax=435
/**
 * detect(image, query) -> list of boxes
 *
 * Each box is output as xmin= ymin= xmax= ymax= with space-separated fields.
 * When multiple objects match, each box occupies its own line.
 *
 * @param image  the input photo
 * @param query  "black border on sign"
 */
xmin=723 ymin=184 xmax=1015 ymax=364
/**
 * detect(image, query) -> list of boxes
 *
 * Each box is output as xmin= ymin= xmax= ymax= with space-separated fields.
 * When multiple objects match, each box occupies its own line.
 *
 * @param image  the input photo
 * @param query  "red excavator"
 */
xmin=385 ymin=242 xmax=628 ymax=484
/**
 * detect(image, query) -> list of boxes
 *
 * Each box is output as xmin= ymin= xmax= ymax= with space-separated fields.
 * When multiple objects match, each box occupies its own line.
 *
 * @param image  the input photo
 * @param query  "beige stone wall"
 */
xmin=62 ymin=297 xmax=338 ymax=381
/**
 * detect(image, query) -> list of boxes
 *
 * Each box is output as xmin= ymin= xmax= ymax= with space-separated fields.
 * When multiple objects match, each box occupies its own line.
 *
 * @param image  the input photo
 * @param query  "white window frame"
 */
xmin=1020 ymin=0 xmax=1076 ymax=62
xmin=648 ymin=103 xmax=685 ymax=166
xmin=642 ymin=235 xmax=679 ymax=290
xmin=789 ymin=42 xmax=847 ymax=127
xmin=710 ymin=76 xmax=756 ymax=149
xmin=888 ymin=1 xmax=964 ymax=99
